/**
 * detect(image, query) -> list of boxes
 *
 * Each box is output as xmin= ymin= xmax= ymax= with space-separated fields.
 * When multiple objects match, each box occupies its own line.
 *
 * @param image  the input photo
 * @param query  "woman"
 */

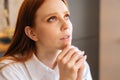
xmin=0 ymin=0 xmax=92 ymax=80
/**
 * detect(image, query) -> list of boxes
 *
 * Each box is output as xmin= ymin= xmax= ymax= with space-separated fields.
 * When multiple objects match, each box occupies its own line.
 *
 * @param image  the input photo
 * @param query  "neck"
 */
xmin=36 ymin=47 xmax=61 ymax=69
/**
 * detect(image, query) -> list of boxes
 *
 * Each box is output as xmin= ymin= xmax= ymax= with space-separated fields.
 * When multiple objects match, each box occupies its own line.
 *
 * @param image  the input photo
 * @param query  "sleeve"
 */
xmin=0 ymin=63 xmax=25 ymax=80
xmin=83 ymin=61 xmax=93 ymax=80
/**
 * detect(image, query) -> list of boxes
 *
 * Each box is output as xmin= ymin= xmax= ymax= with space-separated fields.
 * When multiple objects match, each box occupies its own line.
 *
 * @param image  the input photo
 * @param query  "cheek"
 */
xmin=34 ymin=22 xmax=60 ymax=41
xmin=68 ymin=21 xmax=73 ymax=31
xmin=36 ymin=29 xmax=56 ymax=41
xmin=69 ymin=24 xmax=73 ymax=33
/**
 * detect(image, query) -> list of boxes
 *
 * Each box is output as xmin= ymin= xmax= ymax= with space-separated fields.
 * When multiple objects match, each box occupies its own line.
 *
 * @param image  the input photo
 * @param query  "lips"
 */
xmin=60 ymin=35 xmax=71 ymax=41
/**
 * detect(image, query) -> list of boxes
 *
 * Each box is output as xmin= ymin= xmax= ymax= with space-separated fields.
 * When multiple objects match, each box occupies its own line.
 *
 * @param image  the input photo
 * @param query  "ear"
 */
xmin=24 ymin=26 xmax=38 ymax=41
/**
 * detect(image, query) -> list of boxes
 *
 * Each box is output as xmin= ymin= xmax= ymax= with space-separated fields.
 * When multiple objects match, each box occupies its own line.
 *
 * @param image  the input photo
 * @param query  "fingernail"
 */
xmin=78 ymin=51 xmax=85 ymax=55
xmin=81 ymin=51 xmax=85 ymax=54
xmin=70 ymin=45 xmax=75 ymax=48
xmin=84 ymin=55 xmax=87 ymax=60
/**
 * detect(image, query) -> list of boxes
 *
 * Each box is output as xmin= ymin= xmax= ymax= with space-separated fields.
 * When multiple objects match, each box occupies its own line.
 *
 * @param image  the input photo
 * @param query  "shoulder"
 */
xmin=0 ymin=56 xmax=29 ymax=71
xmin=0 ymin=56 xmax=15 ymax=68
xmin=0 ymin=57 xmax=27 ymax=80
xmin=0 ymin=56 xmax=26 ymax=73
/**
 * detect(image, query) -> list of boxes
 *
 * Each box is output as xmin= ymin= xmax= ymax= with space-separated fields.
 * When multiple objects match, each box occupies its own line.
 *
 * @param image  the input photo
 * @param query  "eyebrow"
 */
xmin=43 ymin=11 xmax=70 ymax=19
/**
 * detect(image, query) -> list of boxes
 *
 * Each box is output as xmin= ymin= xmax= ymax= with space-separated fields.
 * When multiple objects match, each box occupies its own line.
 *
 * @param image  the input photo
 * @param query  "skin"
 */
xmin=25 ymin=0 xmax=87 ymax=80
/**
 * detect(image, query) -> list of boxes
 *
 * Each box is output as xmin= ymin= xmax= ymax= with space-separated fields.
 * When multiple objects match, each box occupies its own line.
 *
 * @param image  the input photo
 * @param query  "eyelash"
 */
xmin=47 ymin=16 xmax=56 ymax=22
xmin=65 ymin=14 xmax=70 ymax=20
xmin=47 ymin=14 xmax=70 ymax=23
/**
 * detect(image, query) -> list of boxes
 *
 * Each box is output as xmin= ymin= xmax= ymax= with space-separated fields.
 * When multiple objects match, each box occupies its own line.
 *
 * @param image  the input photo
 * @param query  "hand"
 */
xmin=77 ymin=61 xmax=86 ymax=80
xmin=57 ymin=45 xmax=87 ymax=80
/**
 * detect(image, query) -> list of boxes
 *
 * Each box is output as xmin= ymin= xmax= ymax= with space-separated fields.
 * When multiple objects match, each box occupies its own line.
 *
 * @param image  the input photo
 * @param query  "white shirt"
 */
xmin=0 ymin=54 xmax=92 ymax=80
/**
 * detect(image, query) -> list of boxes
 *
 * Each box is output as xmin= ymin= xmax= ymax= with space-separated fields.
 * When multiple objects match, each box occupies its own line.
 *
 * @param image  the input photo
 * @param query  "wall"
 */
xmin=0 ymin=0 xmax=23 ymax=55
xmin=100 ymin=0 xmax=120 ymax=80
xmin=67 ymin=0 xmax=99 ymax=80
xmin=9 ymin=0 xmax=23 ymax=28
xmin=0 ymin=0 xmax=23 ymax=30
xmin=0 ymin=0 xmax=7 ymax=32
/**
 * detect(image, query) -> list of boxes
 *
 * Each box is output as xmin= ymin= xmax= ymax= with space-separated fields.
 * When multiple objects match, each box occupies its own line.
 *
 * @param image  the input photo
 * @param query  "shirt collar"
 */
xmin=25 ymin=54 xmax=59 ymax=80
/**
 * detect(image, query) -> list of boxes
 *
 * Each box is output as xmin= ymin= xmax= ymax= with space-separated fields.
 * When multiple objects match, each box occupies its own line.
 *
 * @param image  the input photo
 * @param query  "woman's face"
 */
xmin=33 ymin=0 xmax=72 ymax=50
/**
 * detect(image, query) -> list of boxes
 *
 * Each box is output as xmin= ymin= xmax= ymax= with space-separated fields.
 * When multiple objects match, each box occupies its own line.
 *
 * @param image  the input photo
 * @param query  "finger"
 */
xmin=78 ymin=51 xmax=85 ymax=56
xmin=57 ymin=44 xmax=72 ymax=61
xmin=72 ymin=47 xmax=85 ymax=56
xmin=77 ymin=61 xmax=86 ymax=80
xmin=67 ymin=50 xmax=82 ymax=65
xmin=62 ymin=47 xmax=77 ymax=63
xmin=60 ymin=46 xmax=84 ymax=59
xmin=74 ymin=55 xmax=87 ymax=69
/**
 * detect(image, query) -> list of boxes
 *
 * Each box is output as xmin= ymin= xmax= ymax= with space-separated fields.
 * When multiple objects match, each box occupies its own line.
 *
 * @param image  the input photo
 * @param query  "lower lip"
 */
xmin=60 ymin=37 xmax=71 ymax=42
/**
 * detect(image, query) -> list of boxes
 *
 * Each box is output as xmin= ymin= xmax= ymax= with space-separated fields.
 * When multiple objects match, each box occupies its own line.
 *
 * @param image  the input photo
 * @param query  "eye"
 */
xmin=64 ymin=14 xmax=70 ymax=20
xmin=47 ymin=16 xmax=57 ymax=22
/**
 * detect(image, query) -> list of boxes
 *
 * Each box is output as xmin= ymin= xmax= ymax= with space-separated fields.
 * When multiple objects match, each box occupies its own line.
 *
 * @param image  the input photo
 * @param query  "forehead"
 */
xmin=36 ymin=0 xmax=69 ymax=16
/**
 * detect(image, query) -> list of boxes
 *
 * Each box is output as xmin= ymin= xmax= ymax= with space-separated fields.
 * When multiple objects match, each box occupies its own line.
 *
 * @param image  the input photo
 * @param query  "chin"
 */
xmin=58 ymin=42 xmax=71 ymax=50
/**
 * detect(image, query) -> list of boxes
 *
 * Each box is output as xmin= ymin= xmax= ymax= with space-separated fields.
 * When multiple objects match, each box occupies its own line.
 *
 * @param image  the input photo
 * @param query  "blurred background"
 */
xmin=0 ymin=0 xmax=120 ymax=80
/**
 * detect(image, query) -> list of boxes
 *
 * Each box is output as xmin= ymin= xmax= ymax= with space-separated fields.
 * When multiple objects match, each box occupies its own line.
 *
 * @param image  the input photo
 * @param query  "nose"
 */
xmin=61 ymin=20 xmax=72 ymax=31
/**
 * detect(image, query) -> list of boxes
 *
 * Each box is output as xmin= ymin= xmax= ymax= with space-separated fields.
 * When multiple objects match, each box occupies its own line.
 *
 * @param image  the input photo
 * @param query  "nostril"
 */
xmin=62 ymin=23 xmax=69 ymax=29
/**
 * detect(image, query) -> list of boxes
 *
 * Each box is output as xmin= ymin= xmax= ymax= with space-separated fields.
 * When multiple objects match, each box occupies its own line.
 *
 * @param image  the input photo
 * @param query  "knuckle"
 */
xmin=73 ymin=52 xmax=80 ymax=59
xmin=66 ymin=62 xmax=72 ymax=68
xmin=70 ymin=47 xmax=75 ymax=51
xmin=57 ymin=56 xmax=61 ymax=62
xmin=71 ymin=66 xmax=77 ymax=72
xmin=61 ymin=58 xmax=66 ymax=64
xmin=81 ymin=63 xmax=86 ymax=68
